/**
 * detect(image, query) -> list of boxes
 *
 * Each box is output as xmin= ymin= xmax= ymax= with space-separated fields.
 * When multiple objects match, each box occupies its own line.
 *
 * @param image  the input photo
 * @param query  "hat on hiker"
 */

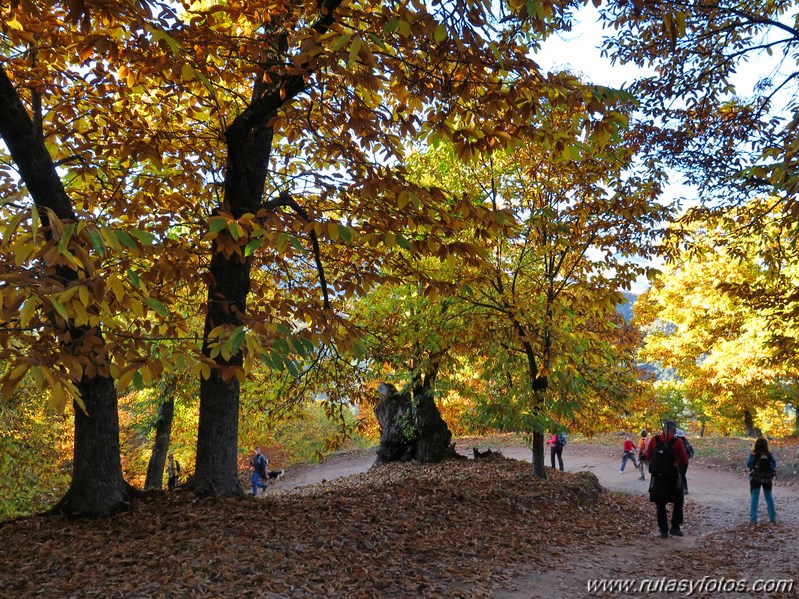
xmin=676 ymin=429 xmax=685 ymax=437
xmin=662 ymin=420 xmax=677 ymax=432
xmin=640 ymin=429 xmax=648 ymax=437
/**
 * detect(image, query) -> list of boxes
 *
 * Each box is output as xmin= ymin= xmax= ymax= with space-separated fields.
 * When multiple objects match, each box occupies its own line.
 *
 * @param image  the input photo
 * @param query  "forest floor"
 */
xmin=1 ymin=435 xmax=798 ymax=598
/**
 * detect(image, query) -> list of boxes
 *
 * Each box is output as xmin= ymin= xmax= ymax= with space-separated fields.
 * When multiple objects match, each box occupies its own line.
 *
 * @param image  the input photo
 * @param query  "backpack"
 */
xmin=751 ymin=453 xmax=775 ymax=483
xmin=254 ymin=453 xmax=266 ymax=473
xmin=557 ymin=432 xmax=567 ymax=447
xmin=648 ymin=436 xmax=677 ymax=479
xmin=682 ymin=439 xmax=694 ymax=459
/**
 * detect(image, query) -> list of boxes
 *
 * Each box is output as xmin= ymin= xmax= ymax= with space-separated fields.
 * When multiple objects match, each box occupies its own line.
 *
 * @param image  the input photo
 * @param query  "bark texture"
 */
xmin=144 ymin=393 xmax=175 ymax=491
xmin=374 ymin=382 xmax=454 ymax=464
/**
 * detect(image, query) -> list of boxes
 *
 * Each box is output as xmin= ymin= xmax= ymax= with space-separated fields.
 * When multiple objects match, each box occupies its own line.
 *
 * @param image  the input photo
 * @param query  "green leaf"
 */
xmin=51 ymin=299 xmax=69 ymax=321
xmin=330 ymin=33 xmax=351 ymax=51
xmin=127 ymin=268 xmax=141 ymax=289
xmin=348 ymin=36 xmax=362 ymax=67
xmin=133 ymin=371 xmax=144 ymax=390
xmin=338 ymin=224 xmax=353 ymax=243
xmin=434 ymin=24 xmax=447 ymax=43
xmin=244 ymin=238 xmax=262 ymax=256
xmin=146 ymin=297 xmax=170 ymax=317
xmin=229 ymin=326 xmax=245 ymax=355
xmin=114 ymin=230 xmax=137 ymax=248
xmin=353 ymin=339 xmax=368 ymax=359
xmin=285 ymin=359 xmax=299 ymax=378
xmin=209 ymin=217 xmax=228 ymax=234
xmin=130 ymin=230 xmax=157 ymax=245
xmin=87 ymin=229 xmax=106 ymax=256
xmin=58 ymin=223 xmax=75 ymax=255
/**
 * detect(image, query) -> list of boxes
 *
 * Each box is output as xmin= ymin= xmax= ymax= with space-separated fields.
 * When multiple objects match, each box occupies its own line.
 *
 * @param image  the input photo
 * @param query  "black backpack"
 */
xmin=682 ymin=439 xmax=694 ymax=459
xmin=751 ymin=453 xmax=775 ymax=483
xmin=648 ymin=436 xmax=677 ymax=479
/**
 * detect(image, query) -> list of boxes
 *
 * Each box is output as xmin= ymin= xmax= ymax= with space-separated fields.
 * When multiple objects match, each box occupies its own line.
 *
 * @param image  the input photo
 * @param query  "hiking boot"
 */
xmin=638 ymin=476 xmax=645 ymax=481
xmin=669 ymin=528 xmax=683 ymax=537
xmin=659 ymin=531 xmax=668 ymax=539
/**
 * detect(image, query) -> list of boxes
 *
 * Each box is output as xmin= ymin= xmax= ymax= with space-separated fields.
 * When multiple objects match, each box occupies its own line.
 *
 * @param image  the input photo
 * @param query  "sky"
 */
xmin=530 ymin=6 xmax=788 ymax=295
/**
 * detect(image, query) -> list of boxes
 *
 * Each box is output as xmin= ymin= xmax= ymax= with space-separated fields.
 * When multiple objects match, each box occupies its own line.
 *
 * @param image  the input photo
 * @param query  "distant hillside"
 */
xmin=616 ymin=292 xmax=637 ymax=322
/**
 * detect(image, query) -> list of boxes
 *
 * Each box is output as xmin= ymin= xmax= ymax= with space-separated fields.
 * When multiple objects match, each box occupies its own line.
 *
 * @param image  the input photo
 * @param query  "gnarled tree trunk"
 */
xmin=374 ymin=381 xmax=453 ymax=464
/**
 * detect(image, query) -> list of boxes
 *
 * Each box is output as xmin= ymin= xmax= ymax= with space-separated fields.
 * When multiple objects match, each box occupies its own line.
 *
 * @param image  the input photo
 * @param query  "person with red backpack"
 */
xmin=748 ymin=437 xmax=777 ymax=524
xmin=645 ymin=420 xmax=689 ymax=538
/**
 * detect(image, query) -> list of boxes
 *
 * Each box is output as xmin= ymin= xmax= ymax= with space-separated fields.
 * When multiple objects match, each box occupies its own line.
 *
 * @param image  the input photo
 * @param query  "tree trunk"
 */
xmin=532 ymin=430 xmax=546 ymax=478
xmin=144 ymin=393 xmax=175 ymax=491
xmin=191 ymin=0 xmax=343 ymax=496
xmin=52 ymin=376 xmax=133 ymax=516
xmin=374 ymin=383 xmax=416 ymax=463
xmin=193 ymin=374 xmax=243 ymax=496
xmin=744 ymin=409 xmax=756 ymax=437
xmin=1 ymin=65 xmax=130 ymax=517
xmin=412 ymin=373 xmax=452 ymax=464
xmin=192 ymin=251 xmax=249 ymax=497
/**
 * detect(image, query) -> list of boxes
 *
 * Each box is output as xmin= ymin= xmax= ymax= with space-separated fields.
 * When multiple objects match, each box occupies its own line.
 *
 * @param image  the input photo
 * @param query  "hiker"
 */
xmin=646 ymin=420 xmax=689 ymax=538
xmin=637 ymin=429 xmax=649 ymax=481
xmin=675 ymin=429 xmax=693 ymax=494
xmin=619 ymin=433 xmax=639 ymax=474
xmin=546 ymin=431 xmax=565 ymax=471
xmin=167 ymin=454 xmax=181 ymax=490
xmin=251 ymin=446 xmax=269 ymax=496
xmin=748 ymin=437 xmax=777 ymax=524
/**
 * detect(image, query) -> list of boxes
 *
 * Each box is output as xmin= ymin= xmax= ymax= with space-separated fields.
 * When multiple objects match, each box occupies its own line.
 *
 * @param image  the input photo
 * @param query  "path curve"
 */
xmin=269 ymin=443 xmax=799 ymax=598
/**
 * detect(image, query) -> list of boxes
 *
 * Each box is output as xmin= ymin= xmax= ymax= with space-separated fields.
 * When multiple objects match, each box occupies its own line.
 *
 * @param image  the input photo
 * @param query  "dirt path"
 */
xmin=268 ymin=443 xmax=799 ymax=598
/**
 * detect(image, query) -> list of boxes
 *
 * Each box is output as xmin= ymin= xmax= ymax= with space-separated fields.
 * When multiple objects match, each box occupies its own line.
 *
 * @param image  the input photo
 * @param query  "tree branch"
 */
xmin=263 ymin=190 xmax=330 ymax=310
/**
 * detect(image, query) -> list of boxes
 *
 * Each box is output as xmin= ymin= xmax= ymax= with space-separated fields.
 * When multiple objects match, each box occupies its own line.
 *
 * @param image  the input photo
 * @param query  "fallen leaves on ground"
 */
xmin=0 ymin=455 xmax=652 ymax=598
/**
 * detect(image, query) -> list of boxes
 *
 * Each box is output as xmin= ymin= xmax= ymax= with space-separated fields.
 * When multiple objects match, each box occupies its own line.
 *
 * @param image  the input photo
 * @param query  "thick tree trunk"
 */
xmin=52 ymin=376 xmax=132 ymax=516
xmin=194 ymin=374 xmax=242 ymax=496
xmin=532 ymin=430 xmax=546 ymax=478
xmin=374 ymin=380 xmax=453 ymax=464
xmin=192 ymin=250 xmax=248 ymax=497
xmin=144 ymin=395 xmax=175 ymax=490
xmin=412 ymin=371 xmax=452 ymax=463
xmin=1 ymin=65 xmax=130 ymax=517
xmin=374 ymin=383 xmax=416 ymax=463
xmin=192 ymin=0 xmax=343 ymax=496
xmin=744 ymin=409 xmax=756 ymax=437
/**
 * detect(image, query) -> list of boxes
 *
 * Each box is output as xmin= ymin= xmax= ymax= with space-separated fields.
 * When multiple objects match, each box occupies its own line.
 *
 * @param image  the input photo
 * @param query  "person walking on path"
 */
xmin=546 ymin=431 xmax=565 ymax=471
xmin=748 ymin=437 xmax=777 ymax=524
xmin=251 ymin=446 xmax=269 ymax=496
xmin=676 ymin=429 xmax=693 ymax=494
xmin=167 ymin=454 xmax=181 ymax=490
xmin=637 ymin=429 xmax=648 ymax=481
xmin=619 ymin=434 xmax=639 ymax=473
xmin=646 ymin=420 xmax=689 ymax=538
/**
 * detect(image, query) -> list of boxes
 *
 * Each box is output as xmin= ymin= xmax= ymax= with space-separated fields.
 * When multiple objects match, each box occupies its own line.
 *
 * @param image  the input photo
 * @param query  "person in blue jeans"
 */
xmin=619 ymin=434 xmax=639 ymax=473
xmin=748 ymin=437 xmax=777 ymax=524
xmin=251 ymin=446 xmax=269 ymax=496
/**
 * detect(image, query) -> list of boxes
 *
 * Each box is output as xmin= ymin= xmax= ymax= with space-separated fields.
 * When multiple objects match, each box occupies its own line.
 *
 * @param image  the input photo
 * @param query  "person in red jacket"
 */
xmin=645 ymin=420 xmax=689 ymax=538
xmin=619 ymin=434 xmax=639 ymax=473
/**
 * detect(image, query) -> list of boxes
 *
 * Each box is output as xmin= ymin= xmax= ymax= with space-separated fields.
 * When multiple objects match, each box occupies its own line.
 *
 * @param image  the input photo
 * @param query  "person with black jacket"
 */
xmin=645 ymin=420 xmax=689 ymax=538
